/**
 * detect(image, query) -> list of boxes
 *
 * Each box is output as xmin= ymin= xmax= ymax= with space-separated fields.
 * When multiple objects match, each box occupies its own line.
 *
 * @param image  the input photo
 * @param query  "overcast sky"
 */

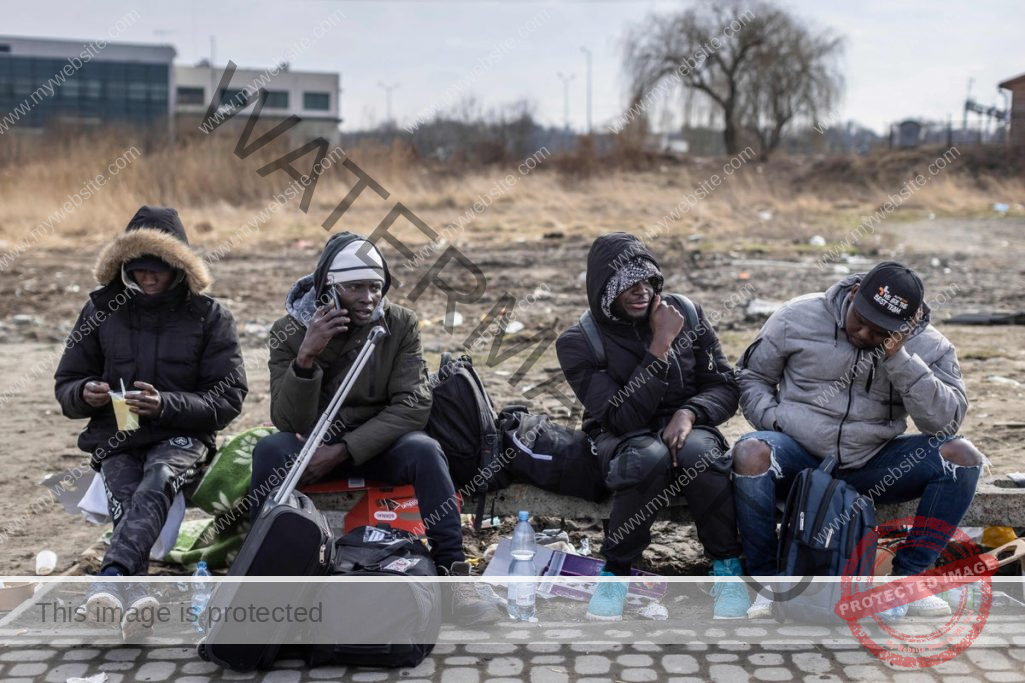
xmin=8 ymin=0 xmax=1024 ymax=134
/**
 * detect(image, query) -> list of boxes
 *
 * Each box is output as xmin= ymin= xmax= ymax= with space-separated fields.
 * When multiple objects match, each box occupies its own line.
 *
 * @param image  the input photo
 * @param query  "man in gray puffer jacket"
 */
xmin=733 ymin=262 xmax=984 ymax=621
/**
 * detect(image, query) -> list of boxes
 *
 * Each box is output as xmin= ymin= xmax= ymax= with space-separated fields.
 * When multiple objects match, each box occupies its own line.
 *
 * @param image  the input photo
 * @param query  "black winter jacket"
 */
xmin=54 ymin=207 xmax=247 ymax=465
xmin=556 ymin=232 xmax=739 ymax=438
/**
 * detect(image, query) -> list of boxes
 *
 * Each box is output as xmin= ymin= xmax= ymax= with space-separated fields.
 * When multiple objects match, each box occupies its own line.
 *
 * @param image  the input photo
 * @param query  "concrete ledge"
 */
xmin=307 ymin=477 xmax=1025 ymax=528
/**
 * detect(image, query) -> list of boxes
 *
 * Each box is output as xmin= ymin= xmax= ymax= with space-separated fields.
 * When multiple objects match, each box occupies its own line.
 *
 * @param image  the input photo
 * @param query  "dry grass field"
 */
xmin=0 ymin=134 xmax=1023 ymax=574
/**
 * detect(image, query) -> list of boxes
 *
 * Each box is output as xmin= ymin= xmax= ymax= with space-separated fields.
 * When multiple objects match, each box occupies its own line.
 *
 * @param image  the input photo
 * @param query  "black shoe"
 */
xmin=441 ymin=561 xmax=501 ymax=625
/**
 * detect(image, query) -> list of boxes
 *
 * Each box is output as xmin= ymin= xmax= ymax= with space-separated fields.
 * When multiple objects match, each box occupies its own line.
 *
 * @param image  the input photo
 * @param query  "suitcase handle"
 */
xmin=274 ymin=326 xmax=387 ymax=504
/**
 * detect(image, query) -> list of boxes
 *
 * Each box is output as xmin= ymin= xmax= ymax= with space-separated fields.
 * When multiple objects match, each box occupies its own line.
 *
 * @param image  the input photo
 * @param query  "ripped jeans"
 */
xmin=733 ymin=431 xmax=980 ymax=577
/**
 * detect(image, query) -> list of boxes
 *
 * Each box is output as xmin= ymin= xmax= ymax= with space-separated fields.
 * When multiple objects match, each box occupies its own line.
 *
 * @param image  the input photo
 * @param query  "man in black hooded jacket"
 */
xmin=556 ymin=232 xmax=749 ymax=621
xmin=55 ymin=206 xmax=247 ymax=632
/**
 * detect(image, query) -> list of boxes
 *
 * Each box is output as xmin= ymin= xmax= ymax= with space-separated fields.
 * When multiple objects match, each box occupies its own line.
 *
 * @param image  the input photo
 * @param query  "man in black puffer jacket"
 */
xmin=556 ymin=232 xmax=748 ymax=621
xmin=55 ymin=206 xmax=247 ymax=630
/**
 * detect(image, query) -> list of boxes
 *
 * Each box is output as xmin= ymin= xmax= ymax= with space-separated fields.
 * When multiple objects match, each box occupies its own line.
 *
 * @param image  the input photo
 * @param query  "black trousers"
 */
xmin=99 ymin=437 xmax=206 ymax=575
xmin=600 ymin=426 xmax=743 ymax=574
xmin=250 ymin=430 xmax=466 ymax=568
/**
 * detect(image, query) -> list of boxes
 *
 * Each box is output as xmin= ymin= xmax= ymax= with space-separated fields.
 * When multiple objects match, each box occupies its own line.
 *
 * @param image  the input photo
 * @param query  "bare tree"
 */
xmin=739 ymin=15 xmax=844 ymax=157
xmin=623 ymin=0 xmax=843 ymax=157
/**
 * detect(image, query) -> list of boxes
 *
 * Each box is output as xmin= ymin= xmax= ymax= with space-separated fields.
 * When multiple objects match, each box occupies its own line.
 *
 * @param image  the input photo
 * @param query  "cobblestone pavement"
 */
xmin=1 ymin=616 xmax=1024 ymax=683
xmin=2 ymin=582 xmax=1023 ymax=681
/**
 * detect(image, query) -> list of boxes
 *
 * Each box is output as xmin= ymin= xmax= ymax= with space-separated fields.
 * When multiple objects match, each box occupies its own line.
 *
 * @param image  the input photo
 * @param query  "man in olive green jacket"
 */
xmin=250 ymin=232 xmax=498 ymax=624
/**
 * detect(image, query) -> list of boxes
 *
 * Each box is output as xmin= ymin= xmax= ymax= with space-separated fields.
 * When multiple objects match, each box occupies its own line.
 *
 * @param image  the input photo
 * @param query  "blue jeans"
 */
xmin=733 ymin=431 xmax=980 ymax=577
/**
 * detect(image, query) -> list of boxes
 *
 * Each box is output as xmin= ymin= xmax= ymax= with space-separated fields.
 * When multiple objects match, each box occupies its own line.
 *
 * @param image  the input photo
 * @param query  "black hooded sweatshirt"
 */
xmin=556 ymin=232 xmax=739 ymax=437
xmin=54 ymin=206 xmax=248 ymax=466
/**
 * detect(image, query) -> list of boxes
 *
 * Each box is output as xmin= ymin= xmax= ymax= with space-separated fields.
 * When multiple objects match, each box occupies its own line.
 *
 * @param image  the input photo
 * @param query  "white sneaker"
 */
xmin=907 ymin=593 xmax=952 ymax=617
xmin=747 ymin=591 xmax=774 ymax=619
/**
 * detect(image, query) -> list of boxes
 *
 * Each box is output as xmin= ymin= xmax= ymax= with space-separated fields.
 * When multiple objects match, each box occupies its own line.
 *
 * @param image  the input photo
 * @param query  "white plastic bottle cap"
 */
xmin=35 ymin=550 xmax=57 ymax=576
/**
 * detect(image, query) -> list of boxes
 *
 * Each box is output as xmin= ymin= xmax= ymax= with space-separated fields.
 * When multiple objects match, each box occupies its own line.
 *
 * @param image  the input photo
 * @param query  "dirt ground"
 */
xmin=0 ymin=217 xmax=1022 ymax=575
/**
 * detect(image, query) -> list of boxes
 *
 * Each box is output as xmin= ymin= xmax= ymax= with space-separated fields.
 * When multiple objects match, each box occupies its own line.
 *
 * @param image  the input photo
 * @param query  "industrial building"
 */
xmin=0 ymin=35 xmax=175 ymax=131
xmin=175 ymin=63 xmax=341 ymax=144
xmin=0 ymin=35 xmax=341 ymax=144
xmin=999 ymin=72 xmax=1025 ymax=146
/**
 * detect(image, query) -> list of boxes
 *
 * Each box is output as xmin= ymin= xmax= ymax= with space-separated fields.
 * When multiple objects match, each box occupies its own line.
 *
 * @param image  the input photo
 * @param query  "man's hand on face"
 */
xmin=126 ymin=381 xmax=162 ymax=417
xmin=299 ymin=442 xmax=349 ymax=486
xmin=82 ymin=381 xmax=111 ymax=408
xmin=297 ymin=305 xmax=351 ymax=369
xmin=648 ymin=294 xmax=686 ymax=358
xmin=661 ymin=408 xmax=696 ymax=466
xmin=884 ymin=308 xmax=924 ymax=359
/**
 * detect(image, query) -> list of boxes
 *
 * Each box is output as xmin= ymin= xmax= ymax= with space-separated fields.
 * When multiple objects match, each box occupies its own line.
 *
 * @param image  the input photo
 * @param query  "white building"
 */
xmin=174 ymin=63 xmax=340 ymax=144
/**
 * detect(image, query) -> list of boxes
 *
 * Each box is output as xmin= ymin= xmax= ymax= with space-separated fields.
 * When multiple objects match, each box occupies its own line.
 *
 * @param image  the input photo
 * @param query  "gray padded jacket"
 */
xmin=737 ymin=274 xmax=967 ymax=469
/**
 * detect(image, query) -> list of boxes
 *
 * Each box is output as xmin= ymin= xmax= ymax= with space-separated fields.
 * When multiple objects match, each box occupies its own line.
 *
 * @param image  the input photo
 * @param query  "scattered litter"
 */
xmin=11 ymin=314 xmax=35 ymax=326
xmin=444 ymin=310 xmax=464 ymax=328
xmin=67 ymin=674 xmax=108 ymax=683
xmin=928 ymin=212 xmax=936 ymax=220
xmin=808 ymin=235 xmax=826 ymax=246
xmin=537 ymin=529 xmax=570 ymax=546
xmin=687 ymin=233 xmax=703 ymax=242
xmin=831 ymin=264 xmax=851 ymax=275
xmin=987 ymin=375 xmax=1021 ymax=387
xmin=993 ymin=203 xmax=1010 ymax=215
xmin=757 ymin=210 xmax=773 ymax=222
xmin=35 ymin=550 xmax=57 ymax=576
xmin=505 ymin=321 xmax=526 ymax=334
xmin=930 ymin=257 xmax=942 ymax=268
xmin=577 ymin=271 xmax=587 ymax=282
xmin=543 ymin=541 xmax=577 ymax=555
xmin=293 ymin=239 xmax=314 ymax=250
xmin=737 ymin=272 xmax=751 ymax=280
xmin=745 ymin=299 xmax=784 ymax=320
xmin=543 ymin=231 xmax=564 ymax=240
xmin=578 ymin=538 xmax=591 ymax=556
xmin=946 ymin=312 xmax=1025 ymax=326
xmin=1006 ymin=473 xmax=1025 ymax=487
xmin=637 ymin=602 xmax=669 ymax=620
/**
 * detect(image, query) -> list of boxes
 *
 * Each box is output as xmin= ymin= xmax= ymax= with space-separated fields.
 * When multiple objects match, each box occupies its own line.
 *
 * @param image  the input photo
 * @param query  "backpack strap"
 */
xmin=578 ymin=310 xmax=606 ymax=368
xmin=580 ymin=295 xmax=701 ymax=366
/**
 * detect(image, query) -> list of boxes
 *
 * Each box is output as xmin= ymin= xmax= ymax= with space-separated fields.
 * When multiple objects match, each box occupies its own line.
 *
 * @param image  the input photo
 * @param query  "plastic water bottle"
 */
xmin=511 ymin=511 xmax=537 ymax=560
xmin=507 ymin=511 xmax=537 ymax=621
xmin=191 ymin=561 xmax=212 ymax=633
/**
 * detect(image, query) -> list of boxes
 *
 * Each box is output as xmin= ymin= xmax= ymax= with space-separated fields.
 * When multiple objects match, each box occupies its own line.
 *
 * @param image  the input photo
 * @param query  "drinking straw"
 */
xmin=120 ymin=378 xmax=126 ymax=395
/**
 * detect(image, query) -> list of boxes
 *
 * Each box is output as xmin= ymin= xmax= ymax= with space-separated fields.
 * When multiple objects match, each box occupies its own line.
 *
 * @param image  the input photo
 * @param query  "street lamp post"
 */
xmin=377 ymin=81 xmax=400 ymax=127
xmin=580 ymin=47 xmax=592 ymax=135
xmin=557 ymin=72 xmax=575 ymax=133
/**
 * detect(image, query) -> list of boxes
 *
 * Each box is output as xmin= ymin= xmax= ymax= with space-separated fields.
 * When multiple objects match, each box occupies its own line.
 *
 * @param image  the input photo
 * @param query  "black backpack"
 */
xmin=578 ymin=293 xmax=701 ymax=366
xmin=771 ymin=457 xmax=877 ymax=623
xmin=500 ymin=407 xmax=607 ymax=502
xmin=304 ymin=525 xmax=441 ymax=669
xmin=424 ymin=353 xmax=511 ymax=517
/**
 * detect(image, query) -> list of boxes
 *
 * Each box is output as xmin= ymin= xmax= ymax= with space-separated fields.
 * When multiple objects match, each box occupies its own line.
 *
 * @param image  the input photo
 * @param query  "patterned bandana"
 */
xmin=601 ymin=259 xmax=663 ymax=320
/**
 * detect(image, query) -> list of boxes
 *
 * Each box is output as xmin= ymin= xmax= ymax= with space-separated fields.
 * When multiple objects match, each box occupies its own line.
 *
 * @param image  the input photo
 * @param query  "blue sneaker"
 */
xmin=878 ymin=601 xmax=909 ymax=623
xmin=586 ymin=571 xmax=628 ymax=622
xmin=710 ymin=557 xmax=751 ymax=620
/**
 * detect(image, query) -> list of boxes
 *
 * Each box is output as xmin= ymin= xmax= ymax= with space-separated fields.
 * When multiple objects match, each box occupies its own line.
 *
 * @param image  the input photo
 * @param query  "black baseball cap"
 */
xmin=853 ymin=261 xmax=924 ymax=332
xmin=124 ymin=254 xmax=172 ymax=273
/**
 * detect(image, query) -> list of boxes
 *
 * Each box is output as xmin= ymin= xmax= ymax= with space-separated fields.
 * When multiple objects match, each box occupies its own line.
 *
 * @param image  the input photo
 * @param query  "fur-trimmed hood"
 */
xmin=93 ymin=206 xmax=212 ymax=293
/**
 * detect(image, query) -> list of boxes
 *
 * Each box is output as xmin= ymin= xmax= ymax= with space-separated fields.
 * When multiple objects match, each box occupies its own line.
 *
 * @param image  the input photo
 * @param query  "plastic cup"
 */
xmin=109 ymin=391 xmax=140 ymax=432
xmin=35 ymin=550 xmax=57 ymax=575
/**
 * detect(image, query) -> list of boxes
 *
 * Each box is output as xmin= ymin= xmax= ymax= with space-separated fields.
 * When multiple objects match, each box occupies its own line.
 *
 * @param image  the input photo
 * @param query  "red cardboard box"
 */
xmin=343 ymin=484 xmax=425 ymax=536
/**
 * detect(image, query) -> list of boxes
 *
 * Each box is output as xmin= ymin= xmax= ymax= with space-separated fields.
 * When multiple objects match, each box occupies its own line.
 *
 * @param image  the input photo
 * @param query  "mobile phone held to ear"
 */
xmin=331 ymin=286 xmax=342 ymax=311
